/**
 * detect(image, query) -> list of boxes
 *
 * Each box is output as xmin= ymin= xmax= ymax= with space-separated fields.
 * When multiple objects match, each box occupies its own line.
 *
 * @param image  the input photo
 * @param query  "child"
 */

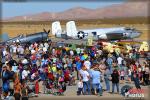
xmin=120 ymin=69 xmax=125 ymax=84
xmin=77 ymin=79 xmax=83 ymax=95
xmin=128 ymin=68 xmax=132 ymax=83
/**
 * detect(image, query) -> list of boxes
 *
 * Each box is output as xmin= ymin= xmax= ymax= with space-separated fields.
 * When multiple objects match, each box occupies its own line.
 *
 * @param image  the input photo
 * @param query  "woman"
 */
xmin=14 ymin=74 xmax=22 ymax=100
xmin=111 ymin=69 xmax=120 ymax=94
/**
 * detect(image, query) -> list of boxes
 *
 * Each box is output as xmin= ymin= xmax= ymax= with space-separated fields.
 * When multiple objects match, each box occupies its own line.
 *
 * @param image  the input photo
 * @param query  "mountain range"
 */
xmin=3 ymin=1 xmax=149 ymax=22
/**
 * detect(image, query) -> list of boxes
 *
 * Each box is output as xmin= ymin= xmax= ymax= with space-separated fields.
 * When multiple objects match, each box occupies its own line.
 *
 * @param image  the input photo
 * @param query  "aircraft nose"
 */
xmin=136 ymin=31 xmax=141 ymax=37
xmin=131 ymin=31 xmax=141 ymax=38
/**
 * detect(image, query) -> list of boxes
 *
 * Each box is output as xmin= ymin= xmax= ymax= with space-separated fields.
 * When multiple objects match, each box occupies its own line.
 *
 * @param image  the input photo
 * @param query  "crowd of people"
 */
xmin=0 ymin=40 xmax=149 ymax=99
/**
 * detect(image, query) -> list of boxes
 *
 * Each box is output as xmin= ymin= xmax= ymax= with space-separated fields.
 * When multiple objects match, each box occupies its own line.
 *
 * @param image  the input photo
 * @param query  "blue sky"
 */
xmin=2 ymin=1 xmax=124 ymax=19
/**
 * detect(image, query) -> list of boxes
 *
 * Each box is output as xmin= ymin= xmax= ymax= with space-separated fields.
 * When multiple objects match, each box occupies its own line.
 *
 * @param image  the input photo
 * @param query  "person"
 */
xmin=21 ymin=82 xmax=28 ymax=100
xmin=120 ymin=69 xmax=125 ymax=84
xmin=91 ymin=65 xmax=102 ymax=96
xmin=104 ymin=67 xmax=111 ymax=92
xmin=83 ymin=59 xmax=91 ymax=71
xmin=77 ymin=79 xmax=83 ymax=95
xmin=106 ymin=55 xmax=113 ymax=74
xmin=117 ymin=56 xmax=123 ymax=69
xmin=76 ymin=60 xmax=82 ymax=80
xmin=133 ymin=73 xmax=141 ymax=89
xmin=144 ymin=65 xmax=149 ymax=85
xmin=1 ymin=64 xmax=10 ymax=99
xmin=79 ymin=65 xmax=90 ymax=95
xmin=128 ymin=68 xmax=132 ymax=83
xmin=14 ymin=74 xmax=22 ymax=100
xmin=111 ymin=69 xmax=120 ymax=94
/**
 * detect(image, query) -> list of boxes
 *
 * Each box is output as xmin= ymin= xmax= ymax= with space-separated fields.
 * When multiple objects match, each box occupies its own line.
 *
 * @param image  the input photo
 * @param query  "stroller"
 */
xmin=53 ymin=82 xmax=66 ymax=96
xmin=45 ymin=79 xmax=66 ymax=96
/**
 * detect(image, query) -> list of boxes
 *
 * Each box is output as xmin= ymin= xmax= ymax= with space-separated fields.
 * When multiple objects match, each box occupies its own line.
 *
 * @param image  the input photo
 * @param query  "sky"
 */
xmin=2 ymin=1 xmax=125 ymax=19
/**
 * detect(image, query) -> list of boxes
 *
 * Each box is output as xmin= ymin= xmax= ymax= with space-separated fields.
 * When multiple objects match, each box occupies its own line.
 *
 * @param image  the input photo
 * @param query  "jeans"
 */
xmin=108 ymin=65 xmax=112 ymax=74
xmin=83 ymin=81 xmax=91 ymax=95
xmin=77 ymin=88 xmax=83 ymax=95
xmin=112 ymin=83 xmax=119 ymax=93
xmin=92 ymin=83 xmax=103 ymax=95
xmin=104 ymin=78 xmax=110 ymax=91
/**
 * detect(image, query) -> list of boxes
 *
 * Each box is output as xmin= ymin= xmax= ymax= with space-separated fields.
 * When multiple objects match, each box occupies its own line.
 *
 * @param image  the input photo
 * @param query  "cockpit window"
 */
xmin=125 ymin=27 xmax=131 ymax=30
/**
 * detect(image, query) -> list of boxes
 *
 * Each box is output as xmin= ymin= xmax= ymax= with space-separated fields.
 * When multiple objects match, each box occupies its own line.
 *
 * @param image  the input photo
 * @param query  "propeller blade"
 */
xmin=43 ymin=28 xmax=47 ymax=33
xmin=47 ymin=30 xmax=50 ymax=34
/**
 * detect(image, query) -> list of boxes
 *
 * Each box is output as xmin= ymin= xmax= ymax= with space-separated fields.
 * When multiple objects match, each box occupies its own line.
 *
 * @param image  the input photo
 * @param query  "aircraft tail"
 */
xmin=52 ymin=21 xmax=62 ymax=36
xmin=66 ymin=21 xmax=78 ymax=37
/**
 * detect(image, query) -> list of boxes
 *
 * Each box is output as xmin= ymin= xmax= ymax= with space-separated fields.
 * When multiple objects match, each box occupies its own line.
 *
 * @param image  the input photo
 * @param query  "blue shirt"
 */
xmin=76 ymin=61 xmax=82 ymax=71
xmin=91 ymin=70 xmax=101 ymax=84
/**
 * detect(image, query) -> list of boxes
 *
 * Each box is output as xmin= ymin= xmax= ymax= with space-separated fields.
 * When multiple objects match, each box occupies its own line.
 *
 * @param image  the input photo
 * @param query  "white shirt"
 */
xmin=84 ymin=60 xmax=91 ymax=70
xmin=77 ymin=81 xmax=83 ymax=88
xmin=76 ymin=48 xmax=80 ymax=54
xmin=12 ymin=46 xmax=17 ymax=53
xmin=43 ymin=47 xmax=47 ymax=52
xmin=117 ymin=57 xmax=123 ymax=65
xmin=31 ymin=73 xmax=36 ymax=80
xmin=128 ymin=69 xmax=131 ymax=75
xmin=80 ymin=70 xmax=89 ymax=82
xmin=70 ymin=50 xmax=74 ymax=56
xmin=44 ymin=43 xmax=49 ymax=48
xmin=22 ymin=70 xmax=29 ymax=79
xmin=3 ymin=50 xmax=7 ymax=56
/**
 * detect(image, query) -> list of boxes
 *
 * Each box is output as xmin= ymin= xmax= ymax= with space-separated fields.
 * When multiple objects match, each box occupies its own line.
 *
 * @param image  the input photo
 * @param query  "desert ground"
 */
xmin=0 ymin=17 xmax=149 ymax=41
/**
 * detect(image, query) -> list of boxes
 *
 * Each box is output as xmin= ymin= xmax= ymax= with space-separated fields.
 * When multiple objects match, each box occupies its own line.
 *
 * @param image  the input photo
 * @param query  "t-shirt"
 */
xmin=77 ymin=81 xmax=83 ymax=88
xmin=79 ymin=70 xmax=89 ymax=82
xmin=117 ymin=57 xmax=123 ymax=65
xmin=12 ymin=66 xmax=18 ymax=73
xmin=91 ymin=70 xmax=101 ymax=84
xmin=22 ymin=70 xmax=29 ymax=79
xmin=70 ymin=50 xmax=74 ymax=56
xmin=76 ymin=62 xmax=82 ymax=71
xmin=76 ymin=48 xmax=80 ymax=54
xmin=120 ymin=71 xmax=125 ymax=76
xmin=84 ymin=60 xmax=91 ymax=70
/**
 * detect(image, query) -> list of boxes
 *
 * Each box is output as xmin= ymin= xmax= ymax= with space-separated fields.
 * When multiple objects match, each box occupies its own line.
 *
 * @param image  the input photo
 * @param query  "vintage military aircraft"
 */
xmin=52 ymin=21 xmax=141 ymax=41
xmin=0 ymin=29 xmax=50 ymax=45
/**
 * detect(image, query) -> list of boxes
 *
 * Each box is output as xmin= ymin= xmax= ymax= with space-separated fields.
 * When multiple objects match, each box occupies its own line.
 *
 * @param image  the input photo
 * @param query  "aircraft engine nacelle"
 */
xmin=77 ymin=31 xmax=85 ymax=39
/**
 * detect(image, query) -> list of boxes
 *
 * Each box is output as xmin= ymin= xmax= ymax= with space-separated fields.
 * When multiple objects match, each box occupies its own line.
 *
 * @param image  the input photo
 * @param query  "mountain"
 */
xmin=3 ymin=1 xmax=149 ymax=22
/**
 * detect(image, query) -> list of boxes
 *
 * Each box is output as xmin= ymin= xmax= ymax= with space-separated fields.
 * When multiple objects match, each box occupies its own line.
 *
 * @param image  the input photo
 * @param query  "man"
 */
xmin=104 ymin=67 xmax=111 ymax=92
xmin=106 ymin=54 xmax=113 ymax=74
xmin=91 ymin=64 xmax=102 ymax=96
xmin=1 ymin=64 xmax=10 ymax=99
xmin=84 ymin=59 xmax=91 ymax=71
xmin=76 ymin=60 xmax=82 ymax=80
xmin=117 ymin=56 xmax=123 ymax=69
xmin=79 ymin=65 xmax=90 ymax=95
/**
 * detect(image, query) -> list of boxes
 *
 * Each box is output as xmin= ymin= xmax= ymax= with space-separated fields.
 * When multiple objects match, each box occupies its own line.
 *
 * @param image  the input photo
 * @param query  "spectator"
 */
xmin=77 ymin=79 xmax=83 ymax=95
xmin=104 ymin=67 xmax=111 ymax=92
xmin=14 ymin=74 xmax=21 ymax=100
xmin=91 ymin=65 xmax=102 ymax=96
xmin=79 ymin=65 xmax=90 ymax=95
xmin=111 ymin=69 xmax=120 ymax=94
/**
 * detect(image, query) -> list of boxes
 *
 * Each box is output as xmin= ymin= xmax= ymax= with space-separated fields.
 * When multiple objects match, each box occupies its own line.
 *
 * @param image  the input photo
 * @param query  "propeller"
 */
xmin=43 ymin=28 xmax=50 ymax=34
